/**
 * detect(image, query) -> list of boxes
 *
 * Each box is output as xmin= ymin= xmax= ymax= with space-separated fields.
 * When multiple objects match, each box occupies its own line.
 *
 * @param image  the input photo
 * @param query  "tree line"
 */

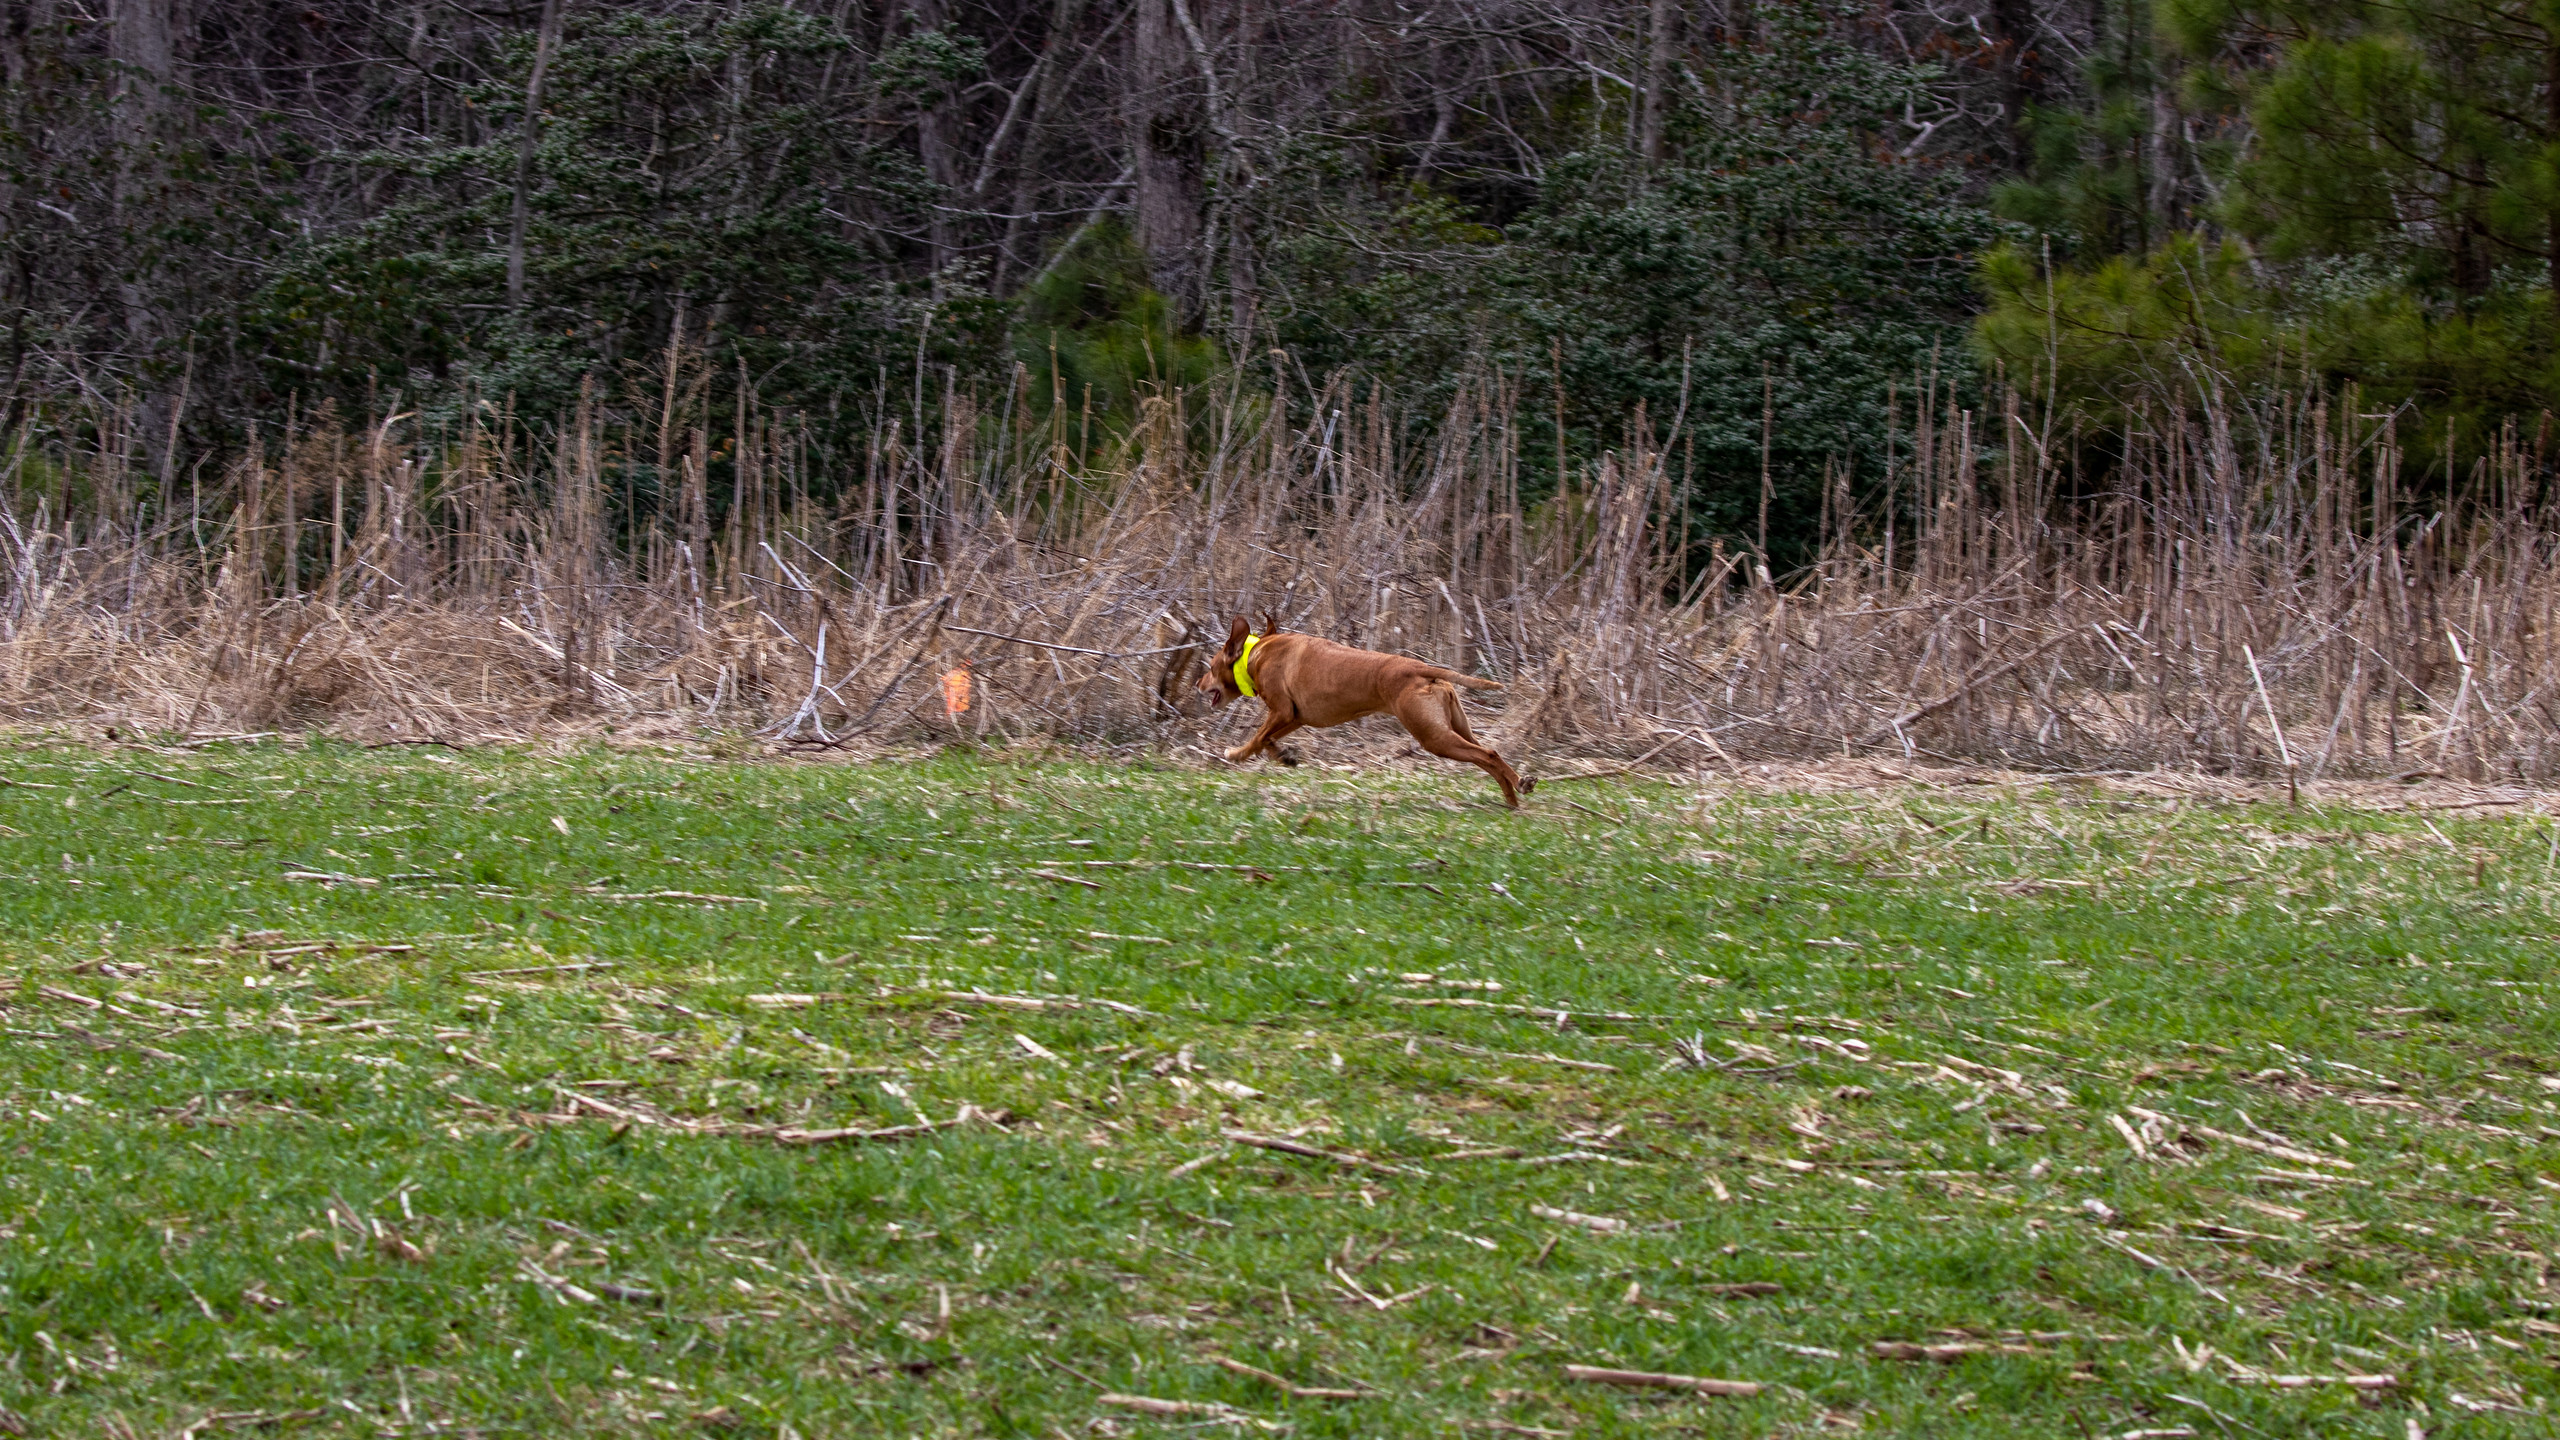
xmin=3 ymin=0 xmax=2554 ymax=556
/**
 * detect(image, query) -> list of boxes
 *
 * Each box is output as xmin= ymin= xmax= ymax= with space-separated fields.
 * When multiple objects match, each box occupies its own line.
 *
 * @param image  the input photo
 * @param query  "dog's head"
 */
xmin=1195 ymin=614 xmax=1268 ymax=709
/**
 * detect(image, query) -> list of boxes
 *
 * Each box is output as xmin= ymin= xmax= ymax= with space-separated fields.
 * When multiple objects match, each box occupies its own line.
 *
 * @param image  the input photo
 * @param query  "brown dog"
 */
xmin=1195 ymin=617 xmax=1534 ymax=808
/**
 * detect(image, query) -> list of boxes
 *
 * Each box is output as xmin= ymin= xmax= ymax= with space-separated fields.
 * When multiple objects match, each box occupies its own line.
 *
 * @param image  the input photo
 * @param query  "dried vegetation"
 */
xmin=6 ymin=377 xmax=2557 ymax=779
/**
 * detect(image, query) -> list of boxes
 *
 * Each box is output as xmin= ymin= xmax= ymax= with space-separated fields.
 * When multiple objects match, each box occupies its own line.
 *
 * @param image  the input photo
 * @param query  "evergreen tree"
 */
xmin=1983 ymin=0 xmax=2560 ymax=440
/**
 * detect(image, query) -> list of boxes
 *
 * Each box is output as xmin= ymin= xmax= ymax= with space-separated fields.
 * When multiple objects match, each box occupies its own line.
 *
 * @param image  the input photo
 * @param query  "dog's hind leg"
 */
xmin=1438 ymin=684 xmax=1532 ymax=798
xmin=1440 ymin=685 xmax=1482 ymax=742
xmin=1394 ymin=683 xmax=1527 ymax=808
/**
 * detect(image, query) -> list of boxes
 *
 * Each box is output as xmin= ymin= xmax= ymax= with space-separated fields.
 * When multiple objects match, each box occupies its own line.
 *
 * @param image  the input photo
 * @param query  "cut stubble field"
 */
xmin=2 ymin=741 xmax=2557 ymax=1439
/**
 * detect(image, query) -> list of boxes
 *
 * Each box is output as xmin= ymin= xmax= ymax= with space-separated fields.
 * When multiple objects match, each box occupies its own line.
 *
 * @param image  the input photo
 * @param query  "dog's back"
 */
xmin=1245 ymin=634 xmax=1493 ymax=725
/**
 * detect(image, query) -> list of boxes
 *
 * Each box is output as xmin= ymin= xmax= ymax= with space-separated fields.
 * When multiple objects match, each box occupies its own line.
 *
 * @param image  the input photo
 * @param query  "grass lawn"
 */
xmin=2 ymin=739 xmax=2557 ymax=1438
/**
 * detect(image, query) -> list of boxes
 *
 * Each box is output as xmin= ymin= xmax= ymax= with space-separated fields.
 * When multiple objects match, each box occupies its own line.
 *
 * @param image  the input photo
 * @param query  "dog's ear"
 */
xmin=1257 ymin=609 xmax=1278 ymax=637
xmin=1224 ymin=615 xmax=1251 ymax=651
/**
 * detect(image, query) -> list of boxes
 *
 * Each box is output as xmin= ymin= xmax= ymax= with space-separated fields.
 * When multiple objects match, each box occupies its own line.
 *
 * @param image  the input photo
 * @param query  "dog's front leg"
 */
xmin=1225 ymin=713 xmax=1299 ymax=763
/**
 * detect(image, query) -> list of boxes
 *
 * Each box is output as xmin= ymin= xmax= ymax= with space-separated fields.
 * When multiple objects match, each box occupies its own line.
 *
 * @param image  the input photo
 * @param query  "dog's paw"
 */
xmin=1272 ymin=748 xmax=1302 ymax=767
xmin=1222 ymin=744 xmax=1252 ymax=762
xmin=1520 ymin=777 xmax=1537 ymax=796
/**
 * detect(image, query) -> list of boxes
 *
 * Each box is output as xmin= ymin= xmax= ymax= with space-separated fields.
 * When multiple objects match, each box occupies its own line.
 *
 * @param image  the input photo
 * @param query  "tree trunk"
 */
xmin=1131 ymin=0 xmax=1207 ymax=330
xmin=911 ymin=0 xmax=965 ymax=282
xmin=109 ymin=0 xmax=182 ymax=482
xmin=507 ymin=0 xmax=565 ymax=310
xmin=1985 ymin=0 xmax=2042 ymax=171
xmin=1639 ymin=0 xmax=1676 ymax=168
xmin=2547 ymin=32 xmax=2559 ymax=331
xmin=989 ymin=0 xmax=1089 ymax=292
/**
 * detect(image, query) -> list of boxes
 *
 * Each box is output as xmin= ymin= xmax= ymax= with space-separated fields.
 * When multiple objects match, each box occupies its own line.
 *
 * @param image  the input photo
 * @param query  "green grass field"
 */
xmin=2 ymin=739 xmax=2557 ymax=1438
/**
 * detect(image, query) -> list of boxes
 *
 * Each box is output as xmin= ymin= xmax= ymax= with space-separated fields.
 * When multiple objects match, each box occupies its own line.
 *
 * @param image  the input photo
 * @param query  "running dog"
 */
xmin=1195 ymin=616 xmax=1532 ymax=808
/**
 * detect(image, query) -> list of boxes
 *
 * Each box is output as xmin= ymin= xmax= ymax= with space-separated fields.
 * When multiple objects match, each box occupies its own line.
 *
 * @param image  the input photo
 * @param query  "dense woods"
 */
xmin=0 ymin=2 xmax=2117 ymax=527
xmin=7 ymin=1 xmax=2560 ymax=773
xmin=9 ymin=1 xmax=2556 ymax=531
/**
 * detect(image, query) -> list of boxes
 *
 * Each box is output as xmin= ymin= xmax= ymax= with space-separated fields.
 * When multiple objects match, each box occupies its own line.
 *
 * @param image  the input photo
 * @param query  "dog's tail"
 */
xmin=1427 ymin=668 xmax=1503 ymax=691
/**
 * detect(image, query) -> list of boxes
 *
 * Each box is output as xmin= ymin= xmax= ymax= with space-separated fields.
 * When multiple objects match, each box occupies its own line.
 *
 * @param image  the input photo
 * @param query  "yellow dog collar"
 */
xmin=1233 ymin=634 xmax=1259 ymax=699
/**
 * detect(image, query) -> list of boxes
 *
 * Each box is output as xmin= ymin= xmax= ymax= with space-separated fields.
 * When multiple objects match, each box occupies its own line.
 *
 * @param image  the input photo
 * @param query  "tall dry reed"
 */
xmin=2 ymin=368 xmax=2553 ymax=782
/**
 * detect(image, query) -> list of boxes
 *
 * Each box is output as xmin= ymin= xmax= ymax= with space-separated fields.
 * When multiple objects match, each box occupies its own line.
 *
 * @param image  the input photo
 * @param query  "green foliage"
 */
xmin=1271 ymin=3 xmax=2003 ymax=553
xmin=875 ymin=28 xmax=988 ymax=102
xmin=1979 ymin=231 xmax=2557 ymax=445
xmin=2198 ymin=4 xmax=2555 ymax=299
xmin=1015 ymin=218 xmax=1221 ymax=437
xmin=1976 ymin=235 xmax=2289 ymax=420
xmin=1983 ymin=0 xmax=2560 ymax=452
xmin=1989 ymin=6 xmax=2185 ymax=263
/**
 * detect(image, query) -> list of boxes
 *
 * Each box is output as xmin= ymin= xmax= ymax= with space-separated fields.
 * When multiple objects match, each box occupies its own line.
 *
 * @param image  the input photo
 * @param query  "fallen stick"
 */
xmin=259 ymin=942 xmax=415 ymax=957
xmin=1530 ymin=1204 xmax=1628 ymax=1233
xmin=517 ymin=1260 xmax=598 ymax=1305
xmin=1097 ymin=1394 xmax=1220 ymax=1416
xmin=180 ymin=732 xmax=281 ymax=747
xmin=952 ymin=987 xmax=1149 ymax=1015
xmin=1873 ymin=1341 xmax=2042 ymax=1361
xmin=2251 ymin=1167 xmax=2367 ymax=1188
xmin=1644 ymin=720 xmax=1747 ymax=777
xmin=1854 ymin=630 xmax=2079 ymax=748
xmin=1386 ymin=997 xmax=1655 ymax=1022
xmin=1098 ymin=1394 xmax=1281 ymax=1430
xmin=1560 ymin=1365 xmax=1759 ymax=1397
xmin=1207 ymin=1355 xmax=1367 ymax=1400
xmin=1168 ymin=1148 xmax=1232 ymax=1178
xmin=1223 ymin=1129 xmax=1434 ymax=1178
xmin=577 ymin=889 xmax=764 ymax=905
xmin=771 ymin=1118 xmax=967 ymax=1145
xmin=550 ymin=1085 xmax=993 ymax=1143
xmin=2128 ymin=1108 xmax=2354 ymax=1170
xmin=16 ymin=1023 xmax=185 ymax=1063
xmin=743 ymin=987 xmax=1149 ymax=1017
xmin=943 ymin=624 xmax=1194 ymax=660
xmin=497 ymin=615 xmax=638 ymax=702
xmin=1400 ymin=1035 xmax=1619 ymax=1072
xmin=2225 ymin=1372 xmax=2394 ymax=1389
xmin=2184 ymin=1123 xmax=2354 ymax=1170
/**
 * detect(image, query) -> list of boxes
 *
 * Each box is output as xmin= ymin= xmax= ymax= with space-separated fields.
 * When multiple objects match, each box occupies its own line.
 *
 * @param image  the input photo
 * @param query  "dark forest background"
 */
xmin=5 ymin=0 xmax=2556 ymax=556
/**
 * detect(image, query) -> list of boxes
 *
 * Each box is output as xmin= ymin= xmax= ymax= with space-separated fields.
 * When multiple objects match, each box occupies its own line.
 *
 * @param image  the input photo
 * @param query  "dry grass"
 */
xmin=4 ymin=376 xmax=2555 ymax=780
